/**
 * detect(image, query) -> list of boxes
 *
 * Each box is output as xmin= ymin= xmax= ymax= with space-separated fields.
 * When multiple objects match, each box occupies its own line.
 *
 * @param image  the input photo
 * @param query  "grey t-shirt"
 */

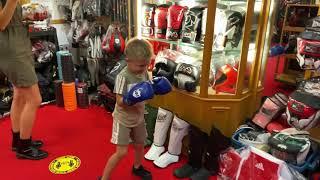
xmin=112 ymin=67 xmax=148 ymax=127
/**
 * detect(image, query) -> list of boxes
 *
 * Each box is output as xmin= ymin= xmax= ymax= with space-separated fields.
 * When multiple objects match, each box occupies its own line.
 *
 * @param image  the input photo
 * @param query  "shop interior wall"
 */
xmin=31 ymin=0 xmax=71 ymax=48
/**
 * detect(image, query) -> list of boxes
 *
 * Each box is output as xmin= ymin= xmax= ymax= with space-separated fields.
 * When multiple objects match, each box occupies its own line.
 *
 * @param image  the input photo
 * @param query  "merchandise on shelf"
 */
xmin=212 ymin=64 xmax=238 ymax=94
xmin=181 ymin=7 xmax=204 ymax=43
xmin=173 ymin=63 xmax=200 ymax=92
xmin=166 ymin=5 xmax=187 ymax=41
xmin=22 ymin=3 xmax=50 ymax=22
xmin=286 ymin=77 xmax=320 ymax=130
xmin=268 ymin=130 xmax=311 ymax=166
xmin=141 ymin=3 xmax=157 ymax=37
xmin=154 ymin=4 xmax=169 ymax=39
xmin=252 ymin=93 xmax=289 ymax=129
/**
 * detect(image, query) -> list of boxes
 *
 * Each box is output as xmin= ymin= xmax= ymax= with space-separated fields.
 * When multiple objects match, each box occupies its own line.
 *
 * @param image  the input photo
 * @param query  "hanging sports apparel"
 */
xmin=87 ymin=58 xmax=98 ymax=87
xmin=145 ymin=108 xmax=173 ymax=161
xmin=153 ymin=116 xmax=189 ymax=168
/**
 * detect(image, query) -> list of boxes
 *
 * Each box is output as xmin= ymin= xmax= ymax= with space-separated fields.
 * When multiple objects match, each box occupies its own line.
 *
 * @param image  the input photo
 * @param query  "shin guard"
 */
xmin=145 ymin=108 xmax=173 ymax=161
xmin=154 ymin=116 xmax=189 ymax=168
xmin=188 ymin=125 xmax=207 ymax=169
xmin=167 ymin=116 xmax=190 ymax=155
xmin=204 ymin=126 xmax=230 ymax=174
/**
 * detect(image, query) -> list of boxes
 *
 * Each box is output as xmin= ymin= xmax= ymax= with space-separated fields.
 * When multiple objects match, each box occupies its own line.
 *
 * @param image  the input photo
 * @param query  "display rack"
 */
xmin=129 ymin=0 xmax=275 ymax=136
xmin=275 ymin=3 xmax=319 ymax=85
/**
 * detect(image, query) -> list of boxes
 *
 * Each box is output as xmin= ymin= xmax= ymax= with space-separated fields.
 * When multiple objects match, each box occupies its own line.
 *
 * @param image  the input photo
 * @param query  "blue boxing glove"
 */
xmin=269 ymin=45 xmax=284 ymax=57
xmin=123 ymin=81 xmax=154 ymax=106
xmin=152 ymin=77 xmax=172 ymax=95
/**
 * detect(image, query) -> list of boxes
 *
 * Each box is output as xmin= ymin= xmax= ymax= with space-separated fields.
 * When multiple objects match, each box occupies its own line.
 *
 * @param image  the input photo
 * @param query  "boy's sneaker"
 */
xmin=132 ymin=165 xmax=152 ymax=180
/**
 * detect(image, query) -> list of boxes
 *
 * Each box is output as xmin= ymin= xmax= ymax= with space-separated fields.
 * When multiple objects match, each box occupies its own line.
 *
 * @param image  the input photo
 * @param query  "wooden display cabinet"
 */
xmin=128 ymin=0 xmax=277 ymax=136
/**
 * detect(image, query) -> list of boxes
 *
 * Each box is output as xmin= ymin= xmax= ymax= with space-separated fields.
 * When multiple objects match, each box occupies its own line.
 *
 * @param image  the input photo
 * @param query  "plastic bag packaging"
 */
xmin=22 ymin=3 xmax=50 ymax=21
xmin=218 ymin=146 xmax=306 ymax=180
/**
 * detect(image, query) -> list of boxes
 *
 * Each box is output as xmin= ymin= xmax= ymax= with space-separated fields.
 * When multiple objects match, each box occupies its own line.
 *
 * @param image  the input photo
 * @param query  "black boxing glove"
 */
xmin=173 ymin=63 xmax=200 ymax=92
xmin=152 ymin=58 xmax=177 ymax=83
xmin=225 ymin=10 xmax=245 ymax=48
xmin=181 ymin=7 xmax=203 ymax=43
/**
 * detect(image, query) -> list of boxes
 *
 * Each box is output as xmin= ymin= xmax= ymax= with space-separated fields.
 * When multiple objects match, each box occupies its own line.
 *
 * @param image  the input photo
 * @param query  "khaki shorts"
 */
xmin=0 ymin=55 xmax=38 ymax=87
xmin=111 ymin=120 xmax=147 ymax=145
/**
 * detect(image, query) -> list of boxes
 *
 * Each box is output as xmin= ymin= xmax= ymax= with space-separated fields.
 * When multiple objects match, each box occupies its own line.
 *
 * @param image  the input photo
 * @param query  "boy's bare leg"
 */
xmin=101 ymin=145 xmax=128 ymax=180
xmin=133 ymin=143 xmax=144 ymax=168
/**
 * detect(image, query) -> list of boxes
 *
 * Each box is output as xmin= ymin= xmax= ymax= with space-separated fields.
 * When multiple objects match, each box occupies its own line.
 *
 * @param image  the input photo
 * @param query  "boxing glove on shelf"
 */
xmin=181 ymin=7 xmax=203 ymax=43
xmin=154 ymin=5 xmax=169 ymax=39
xmin=141 ymin=3 xmax=157 ymax=37
xmin=166 ymin=5 xmax=187 ymax=41
xmin=200 ymin=8 xmax=207 ymax=44
xmin=152 ymin=58 xmax=177 ymax=83
xmin=173 ymin=63 xmax=200 ymax=92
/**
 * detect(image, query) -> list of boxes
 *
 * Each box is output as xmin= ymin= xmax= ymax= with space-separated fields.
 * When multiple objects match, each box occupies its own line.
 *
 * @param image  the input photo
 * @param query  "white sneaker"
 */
xmin=144 ymin=144 xmax=165 ymax=161
xmin=153 ymin=152 xmax=179 ymax=168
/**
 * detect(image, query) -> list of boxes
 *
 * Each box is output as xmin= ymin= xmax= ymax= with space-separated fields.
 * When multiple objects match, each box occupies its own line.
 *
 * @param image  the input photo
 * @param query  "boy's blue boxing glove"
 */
xmin=152 ymin=77 xmax=172 ymax=95
xmin=123 ymin=82 xmax=155 ymax=106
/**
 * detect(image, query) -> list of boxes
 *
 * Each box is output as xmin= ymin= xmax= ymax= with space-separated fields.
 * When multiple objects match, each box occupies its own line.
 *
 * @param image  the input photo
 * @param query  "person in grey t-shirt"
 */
xmin=100 ymin=38 xmax=154 ymax=180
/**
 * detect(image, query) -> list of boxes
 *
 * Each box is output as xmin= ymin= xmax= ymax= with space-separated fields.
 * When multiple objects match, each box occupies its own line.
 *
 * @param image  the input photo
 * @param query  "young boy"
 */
xmin=100 ymin=38 xmax=171 ymax=180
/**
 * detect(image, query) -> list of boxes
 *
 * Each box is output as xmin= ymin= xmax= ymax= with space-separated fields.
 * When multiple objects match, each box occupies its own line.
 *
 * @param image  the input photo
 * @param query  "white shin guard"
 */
xmin=153 ymin=108 xmax=174 ymax=146
xmin=145 ymin=108 xmax=173 ymax=161
xmin=154 ymin=116 xmax=189 ymax=168
xmin=168 ymin=116 xmax=189 ymax=155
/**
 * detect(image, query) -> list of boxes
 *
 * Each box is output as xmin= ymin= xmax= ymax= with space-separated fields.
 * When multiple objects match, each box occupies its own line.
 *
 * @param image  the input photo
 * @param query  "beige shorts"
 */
xmin=111 ymin=120 xmax=147 ymax=145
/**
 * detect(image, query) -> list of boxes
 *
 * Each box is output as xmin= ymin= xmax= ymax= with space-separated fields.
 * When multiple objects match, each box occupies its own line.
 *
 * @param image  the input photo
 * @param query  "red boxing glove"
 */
xmin=166 ymin=5 xmax=187 ymax=41
xmin=141 ymin=3 xmax=157 ymax=37
xmin=154 ymin=5 xmax=169 ymax=39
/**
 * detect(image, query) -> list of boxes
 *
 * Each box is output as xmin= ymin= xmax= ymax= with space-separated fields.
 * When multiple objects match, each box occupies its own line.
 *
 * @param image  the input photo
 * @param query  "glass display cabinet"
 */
xmin=128 ymin=0 xmax=277 ymax=136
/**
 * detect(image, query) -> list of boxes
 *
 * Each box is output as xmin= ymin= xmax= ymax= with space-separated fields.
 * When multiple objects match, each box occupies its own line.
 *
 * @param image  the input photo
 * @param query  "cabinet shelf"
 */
xmin=285 ymin=53 xmax=296 ymax=59
xmin=287 ymin=3 xmax=319 ymax=7
xmin=283 ymin=26 xmax=305 ymax=32
xmin=143 ymin=36 xmax=204 ymax=50
xmin=275 ymin=73 xmax=297 ymax=85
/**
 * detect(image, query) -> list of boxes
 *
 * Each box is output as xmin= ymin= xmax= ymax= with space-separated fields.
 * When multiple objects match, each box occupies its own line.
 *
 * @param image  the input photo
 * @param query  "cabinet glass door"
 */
xmin=208 ymin=0 xmax=248 ymax=95
xmin=242 ymin=0 xmax=262 ymax=93
xmin=136 ymin=0 xmax=208 ymax=95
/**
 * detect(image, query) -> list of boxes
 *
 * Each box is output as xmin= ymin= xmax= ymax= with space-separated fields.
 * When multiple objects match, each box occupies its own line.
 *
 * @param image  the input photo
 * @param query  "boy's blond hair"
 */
xmin=125 ymin=37 xmax=154 ymax=61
